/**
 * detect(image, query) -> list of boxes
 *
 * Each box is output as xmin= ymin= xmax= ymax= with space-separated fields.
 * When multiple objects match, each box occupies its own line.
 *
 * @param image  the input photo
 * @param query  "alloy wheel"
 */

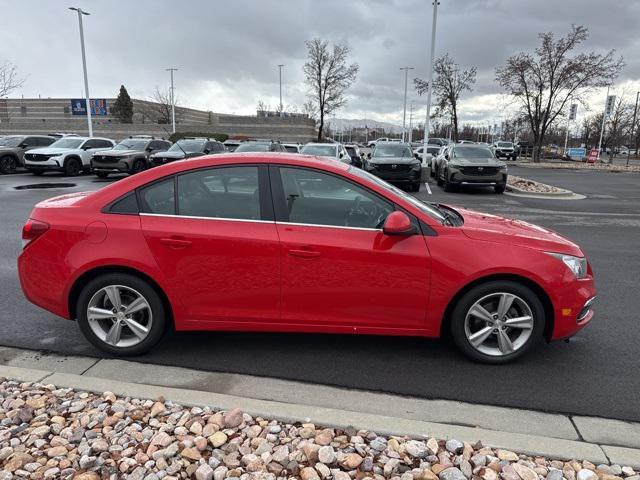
xmin=86 ymin=285 xmax=153 ymax=348
xmin=464 ymin=292 xmax=534 ymax=357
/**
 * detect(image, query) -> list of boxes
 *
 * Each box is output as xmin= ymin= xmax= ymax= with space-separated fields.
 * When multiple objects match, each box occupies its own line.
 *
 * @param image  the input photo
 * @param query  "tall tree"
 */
xmin=495 ymin=25 xmax=624 ymax=161
xmin=0 ymin=61 xmax=25 ymax=98
xmin=303 ymin=39 xmax=359 ymax=141
xmin=111 ymin=85 xmax=134 ymax=123
xmin=414 ymin=54 xmax=476 ymax=142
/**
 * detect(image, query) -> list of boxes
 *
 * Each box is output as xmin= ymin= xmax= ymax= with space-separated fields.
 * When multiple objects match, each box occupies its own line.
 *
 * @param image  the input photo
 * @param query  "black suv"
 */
xmin=150 ymin=137 xmax=225 ymax=166
xmin=364 ymin=142 xmax=422 ymax=191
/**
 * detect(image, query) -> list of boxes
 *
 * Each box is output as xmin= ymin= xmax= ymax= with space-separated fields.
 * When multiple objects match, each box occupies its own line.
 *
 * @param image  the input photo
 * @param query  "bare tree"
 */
xmin=414 ymin=54 xmax=476 ymax=142
xmin=303 ymin=39 xmax=359 ymax=141
xmin=495 ymin=25 xmax=624 ymax=161
xmin=302 ymin=99 xmax=318 ymax=122
xmin=256 ymin=99 xmax=269 ymax=116
xmin=138 ymin=87 xmax=182 ymax=124
xmin=0 ymin=62 xmax=25 ymax=98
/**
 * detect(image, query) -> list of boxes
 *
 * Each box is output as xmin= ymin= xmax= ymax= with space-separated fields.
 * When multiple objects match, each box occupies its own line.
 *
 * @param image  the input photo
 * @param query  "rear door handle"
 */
xmin=288 ymin=249 xmax=321 ymax=258
xmin=160 ymin=236 xmax=192 ymax=248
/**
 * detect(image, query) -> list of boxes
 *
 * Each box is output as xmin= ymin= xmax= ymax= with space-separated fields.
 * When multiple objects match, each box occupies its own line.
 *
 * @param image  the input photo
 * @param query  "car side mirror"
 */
xmin=444 ymin=154 xmax=449 ymax=160
xmin=382 ymin=211 xmax=416 ymax=236
xmin=204 ymin=149 xmax=211 ymax=154
xmin=146 ymin=147 xmax=153 ymax=152
xmin=367 ymin=153 xmax=371 ymax=159
xmin=414 ymin=153 xmax=419 ymax=159
xmin=339 ymin=152 xmax=344 ymax=158
xmin=82 ymin=146 xmax=92 ymax=150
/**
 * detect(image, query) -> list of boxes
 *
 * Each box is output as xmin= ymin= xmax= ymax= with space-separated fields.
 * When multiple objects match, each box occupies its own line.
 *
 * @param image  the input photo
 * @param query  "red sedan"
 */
xmin=18 ymin=153 xmax=596 ymax=363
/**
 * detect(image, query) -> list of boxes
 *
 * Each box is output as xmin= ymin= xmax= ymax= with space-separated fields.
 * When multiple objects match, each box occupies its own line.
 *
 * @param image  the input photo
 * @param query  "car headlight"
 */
xmin=499 ymin=164 xmax=508 ymax=170
xmin=546 ymin=252 xmax=587 ymax=279
xmin=448 ymin=163 xmax=461 ymax=169
xmin=411 ymin=162 xmax=421 ymax=170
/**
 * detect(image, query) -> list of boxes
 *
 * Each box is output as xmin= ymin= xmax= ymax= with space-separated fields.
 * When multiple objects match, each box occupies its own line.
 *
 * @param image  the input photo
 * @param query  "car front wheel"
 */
xmin=0 ymin=155 xmax=18 ymax=174
xmin=76 ymin=273 xmax=167 ymax=356
xmin=64 ymin=158 xmax=82 ymax=176
xmin=494 ymin=183 xmax=506 ymax=194
xmin=450 ymin=280 xmax=545 ymax=363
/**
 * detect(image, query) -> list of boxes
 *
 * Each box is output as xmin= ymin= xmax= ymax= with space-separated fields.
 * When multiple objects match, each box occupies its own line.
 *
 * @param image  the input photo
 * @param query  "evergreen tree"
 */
xmin=111 ymin=85 xmax=134 ymax=123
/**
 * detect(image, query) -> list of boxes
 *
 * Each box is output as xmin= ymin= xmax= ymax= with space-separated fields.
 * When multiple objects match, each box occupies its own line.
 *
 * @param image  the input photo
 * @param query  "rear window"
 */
xmin=108 ymin=192 xmax=139 ymax=214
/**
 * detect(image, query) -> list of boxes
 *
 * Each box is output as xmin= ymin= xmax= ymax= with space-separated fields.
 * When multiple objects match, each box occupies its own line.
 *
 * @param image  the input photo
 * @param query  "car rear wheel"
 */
xmin=450 ymin=280 xmax=545 ymax=364
xmin=0 ymin=155 xmax=18 ymax=174
xmin=77 ymin=273 xmax=167 ymax=356
xmin=64 ymin=158 xmax=82 ymax=176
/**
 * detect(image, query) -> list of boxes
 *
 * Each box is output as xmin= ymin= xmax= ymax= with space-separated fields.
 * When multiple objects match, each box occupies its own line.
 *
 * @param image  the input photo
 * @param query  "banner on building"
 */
xmin=569 ymin=103 xmax=578 ymax=121
xmin=605 ymin=95 xmax=616 ymax=116
xmin=71 ymin=99 xmax=108 ymax=116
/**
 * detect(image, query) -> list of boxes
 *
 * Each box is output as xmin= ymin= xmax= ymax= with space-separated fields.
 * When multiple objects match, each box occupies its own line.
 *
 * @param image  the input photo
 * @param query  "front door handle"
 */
xmin=160 ymin=236 xmax=192 ymax=248
xmin=288 ymin=249 xmax=321 ymax=258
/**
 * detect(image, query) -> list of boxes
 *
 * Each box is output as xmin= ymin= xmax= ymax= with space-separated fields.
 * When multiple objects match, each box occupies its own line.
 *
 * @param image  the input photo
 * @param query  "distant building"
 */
xmin=0 ymin=98 xmax=316 ymax=142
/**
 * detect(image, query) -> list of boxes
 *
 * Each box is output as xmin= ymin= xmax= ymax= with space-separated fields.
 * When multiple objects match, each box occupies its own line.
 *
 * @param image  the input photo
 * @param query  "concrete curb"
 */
xmin=0 ymin=364 xmax=621 ymax=466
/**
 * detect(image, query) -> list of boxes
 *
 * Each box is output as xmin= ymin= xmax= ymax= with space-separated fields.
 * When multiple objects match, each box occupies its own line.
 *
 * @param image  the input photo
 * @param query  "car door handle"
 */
xmin=160 ymin=236 xmax=192 ymax=248
xmin=288 ymin=249 xmax=321 ymax=258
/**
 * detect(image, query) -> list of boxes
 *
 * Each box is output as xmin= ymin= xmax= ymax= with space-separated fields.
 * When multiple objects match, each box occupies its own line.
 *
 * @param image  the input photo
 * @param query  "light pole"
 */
xmin=563 ymin=99 xmax=572 ymax=155
xmin=597 ymin=85 xmax=610 ymax=162
xmin=400 ymin=67 xmax=414 ymax=142
xmin=422 ymin=0 xmax=439 ymax=167
xmin=408 ymin=101 xmax=415 ymax=143
xmin=278 ymin=64 xmax=285 ymax=115
xmin=628 ymin=91 xmax=639 ymax=167
xmin=69 ymin=7 xmax=92 ymax=137
xmin=166 ymin=68 xmax=178 ymax=134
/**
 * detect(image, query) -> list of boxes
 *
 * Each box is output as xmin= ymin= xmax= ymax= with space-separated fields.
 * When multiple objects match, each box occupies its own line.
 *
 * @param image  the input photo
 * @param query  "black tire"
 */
xmin=494 ymin=183 xmax=506 ymax=194
xmin=131 ymin=158 xmax=147 ymax=175
xmin=95 ymin=172 xmax=109 ymax=179
xmin=411 ymin=182 xmax=421 ymax=192
xmin=450 ymin=280 xmax=545 ymax=364
xmin=443 ymin=174 xmax=455 ymax=192
xmin=29 ymin=170 xmax=44 ymax=176
xmin=64 ymin=158 xmax=82 ymax=177
xmin=76 ymin=273 xmax=167 ymax=356
xmin=0 ymin=155 xmax=18 ymax=174
xmin=436 ymin=170 xmax=443 ymax=187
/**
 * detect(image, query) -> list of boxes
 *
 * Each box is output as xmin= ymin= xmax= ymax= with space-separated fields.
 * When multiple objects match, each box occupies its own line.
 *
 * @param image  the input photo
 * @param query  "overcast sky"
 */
xmin=2 ymin=0 xmax=640 ymax=127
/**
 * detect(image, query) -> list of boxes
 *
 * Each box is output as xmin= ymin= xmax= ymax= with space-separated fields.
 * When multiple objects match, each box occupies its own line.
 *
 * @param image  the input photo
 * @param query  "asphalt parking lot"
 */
xmin=1 ymin=164 xmax=639 ymax=421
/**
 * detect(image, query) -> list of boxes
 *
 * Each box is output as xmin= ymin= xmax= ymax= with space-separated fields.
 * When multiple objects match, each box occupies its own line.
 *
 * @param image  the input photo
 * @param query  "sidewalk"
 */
xmin=1 ymin=345 xmax=639 ymax=478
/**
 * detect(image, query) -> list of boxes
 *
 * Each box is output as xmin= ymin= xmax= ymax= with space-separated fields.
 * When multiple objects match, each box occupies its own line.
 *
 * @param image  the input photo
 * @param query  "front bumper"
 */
xmin=448 ymin=168 xmax=507 ymax=185
xmin=495 ymin=150 xmax=516 ymax=158
xmin=91 ymin=161 xmax=130 ymax=173
xmin=550 ymin=275 xmax=597 ymax=340
xmin=366 ymin=167 xmax=421 ymax=183
xmin=24 ymin=158 xmax=64 ymax=171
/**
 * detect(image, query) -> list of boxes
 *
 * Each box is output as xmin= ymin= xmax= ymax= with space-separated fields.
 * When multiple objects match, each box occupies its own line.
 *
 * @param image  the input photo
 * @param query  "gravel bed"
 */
xmin=1 ymin=379 xmax=638 ymax=480
xmin=507 ymin=176 xmax=565 ymax=194
xmin=516 ymin=161 xmax=640 ymax=173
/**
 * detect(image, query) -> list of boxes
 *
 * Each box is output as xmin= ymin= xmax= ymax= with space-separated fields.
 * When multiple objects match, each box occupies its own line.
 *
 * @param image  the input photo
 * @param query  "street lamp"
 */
xmin=400 ymin=67 xmax=414 ymax=142
xmin=68 ymin=7 xmax=92 ymax=137
xmin=278 ymin=64 xmax=285 ymax=115
xmin=165 ymin=68 xmax=178 ymax=134
xmin=422 ymin=0 xmax=439 ymax=167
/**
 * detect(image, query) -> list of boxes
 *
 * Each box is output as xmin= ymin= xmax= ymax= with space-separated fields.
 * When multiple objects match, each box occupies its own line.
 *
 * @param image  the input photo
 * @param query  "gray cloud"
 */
xmin=1 ymin=0 xmax=638 ymax=126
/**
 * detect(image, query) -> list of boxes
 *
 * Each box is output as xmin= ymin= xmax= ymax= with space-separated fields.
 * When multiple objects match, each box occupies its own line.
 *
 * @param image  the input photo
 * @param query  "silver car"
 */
xmin=436 ymin=144 xmax=508 ymax=193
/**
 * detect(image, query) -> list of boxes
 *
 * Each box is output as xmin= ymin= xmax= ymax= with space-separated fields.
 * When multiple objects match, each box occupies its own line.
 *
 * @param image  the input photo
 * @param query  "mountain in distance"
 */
xmin=326 ymin=118 xmax=405 ymax=134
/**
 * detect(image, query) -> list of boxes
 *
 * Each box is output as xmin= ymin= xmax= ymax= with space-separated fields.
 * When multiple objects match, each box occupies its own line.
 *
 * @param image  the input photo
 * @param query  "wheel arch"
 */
xmin=68 ymin=265 xmax=174 ymax=331
xmin=439 ymin=273 xmax=555 ymax=342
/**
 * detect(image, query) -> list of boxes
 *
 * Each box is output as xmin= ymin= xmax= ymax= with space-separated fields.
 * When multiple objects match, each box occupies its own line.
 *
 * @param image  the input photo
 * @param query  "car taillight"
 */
xmin=22 ymin=219 xmax=50 ymax=249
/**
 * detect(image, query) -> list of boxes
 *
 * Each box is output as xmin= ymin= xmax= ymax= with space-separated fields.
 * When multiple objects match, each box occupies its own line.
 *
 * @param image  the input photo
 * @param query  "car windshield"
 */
xmin=114 ymin=140 xmax=148 ymax=151
xmin=497 ymin=142 xmax=513 ymax=147
xmin=373 ymin=144 xmax=413 ymax=158
xmin=349 ymin=167 xmax=447 ymax=223
xmin=0 ymin=136 xmax=23 ymax=147
xmin=427 ymin=146 xmax=440 ymax=155
xmin=454 ymin=146 xmax=494 ymax=159
xmin=345 ymin=146 xmax=357 ymax=155
xmin=49 ymin=138 xmax=84 ymax=149
xmin=169 ymin=140 xmax=205 ymax=153
xmin=234 ymin=142 xmax=272 ymax=152
xmin=301 ymin=144 xmax=337 ymax=157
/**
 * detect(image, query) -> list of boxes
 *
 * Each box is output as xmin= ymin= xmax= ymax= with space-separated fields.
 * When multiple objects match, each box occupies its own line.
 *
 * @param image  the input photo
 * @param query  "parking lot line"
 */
xmin=425 ymin=182 xmax=432 ymax=194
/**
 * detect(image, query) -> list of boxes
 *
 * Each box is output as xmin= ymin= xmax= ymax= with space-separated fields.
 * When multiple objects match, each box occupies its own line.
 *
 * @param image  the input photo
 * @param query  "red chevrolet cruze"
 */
xmin=18 ymin=153 xmax=596 ymax=363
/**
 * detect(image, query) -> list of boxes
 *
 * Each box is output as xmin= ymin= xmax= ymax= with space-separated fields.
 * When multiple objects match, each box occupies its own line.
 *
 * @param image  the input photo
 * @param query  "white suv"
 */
xmin=24 ymin=136 xmax=115 ymax=176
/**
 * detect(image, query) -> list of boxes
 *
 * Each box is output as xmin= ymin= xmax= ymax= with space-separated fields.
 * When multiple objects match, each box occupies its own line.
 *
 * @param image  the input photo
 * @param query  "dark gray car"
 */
xmin=363 ymin=142 xmax=422 ymax=191
xmin=436 ymin=144 xmax=508 ymax=193
xmin=0 ymin=135 xmax=56 ymax=174
xmin=150 ymin=138 xmax=225 ymax=166
xmin=91 ymin=137 xmax=171 ymax=178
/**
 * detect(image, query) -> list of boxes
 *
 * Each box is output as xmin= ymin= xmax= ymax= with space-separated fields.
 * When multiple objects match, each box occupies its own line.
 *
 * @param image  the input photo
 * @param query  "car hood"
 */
xmin=370 ymin=156 xmax=419 ymax=164
xmin=0 ymin=146 xmax=18 ymax=152
xmin=456 ymin=207 xmax=583 ymax=256
xmin=452 ymin=157 xmax=504 ymax=166
xmin=98 ymin=149 xmax=141 ymax=157
xmin=27 ymin=147 xmax=79 ymax=155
